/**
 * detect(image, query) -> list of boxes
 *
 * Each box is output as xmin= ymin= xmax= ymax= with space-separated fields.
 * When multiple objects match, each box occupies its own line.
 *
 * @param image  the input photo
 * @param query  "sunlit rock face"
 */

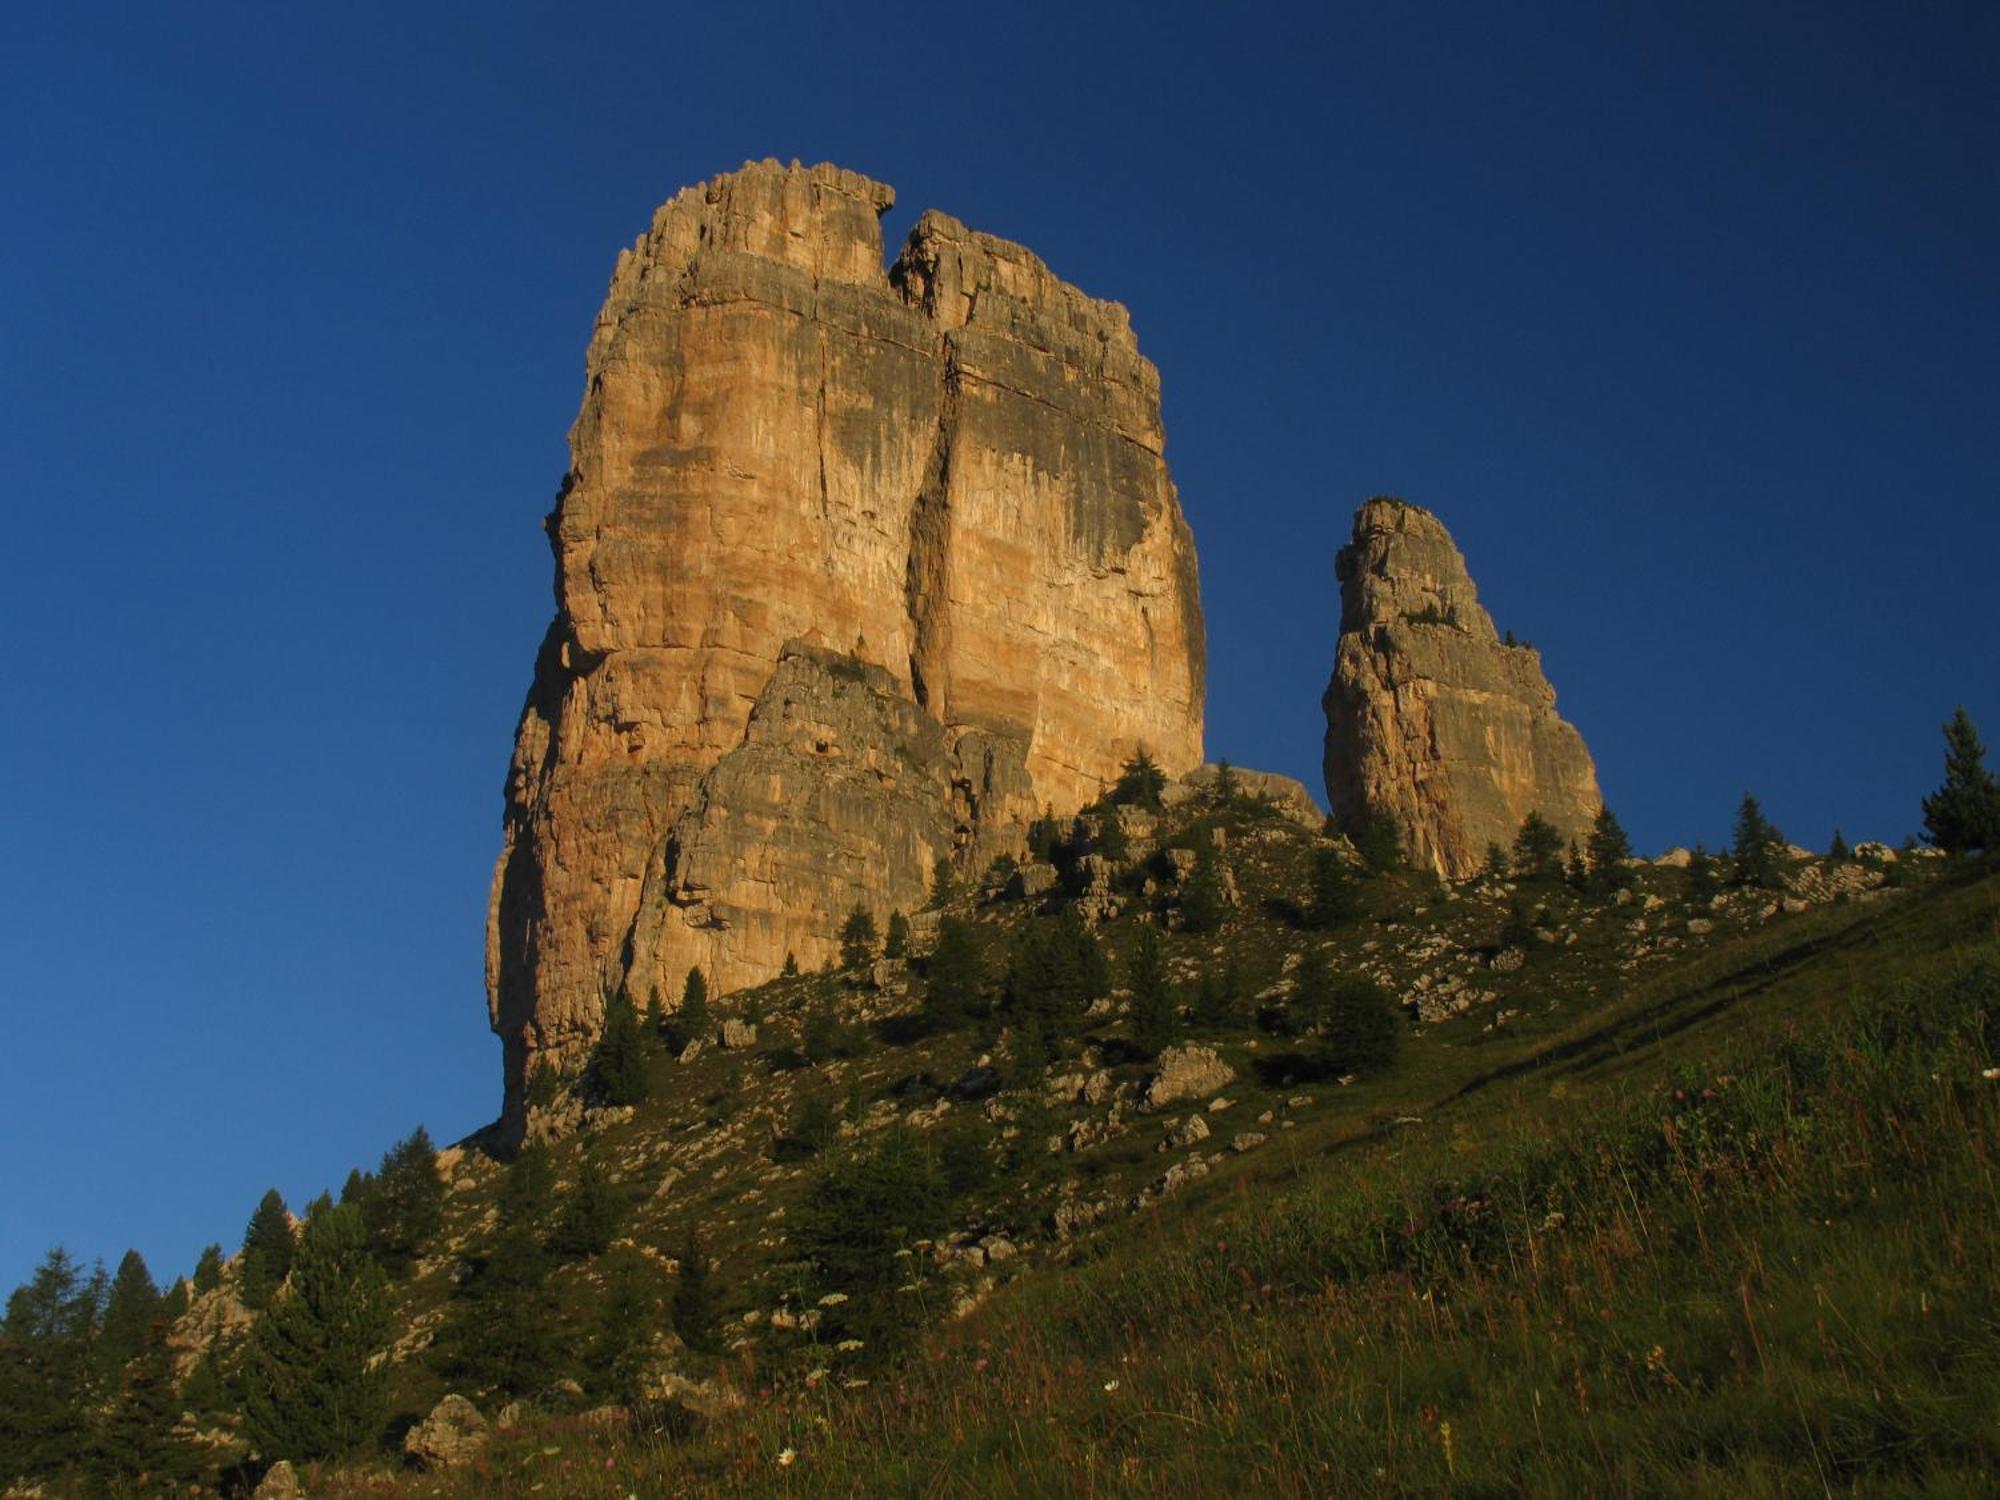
xmin=1322 ymin=499 xmax=1600 ymax=880
xmin=489 ymin=161 xmax=1204 ymax=1126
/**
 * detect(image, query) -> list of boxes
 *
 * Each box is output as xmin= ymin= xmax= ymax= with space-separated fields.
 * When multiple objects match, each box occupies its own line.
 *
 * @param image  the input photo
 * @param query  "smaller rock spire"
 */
xmin=1321 ymin=498 xmax=1601 ymax=878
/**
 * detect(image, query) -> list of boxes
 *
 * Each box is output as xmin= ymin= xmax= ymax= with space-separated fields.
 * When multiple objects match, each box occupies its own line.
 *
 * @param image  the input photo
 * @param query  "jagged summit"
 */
xmin=1322 ymin=498 xmax=1601 ymax=878
xmin=489 ymin=160 xmax=1205 ymax=1129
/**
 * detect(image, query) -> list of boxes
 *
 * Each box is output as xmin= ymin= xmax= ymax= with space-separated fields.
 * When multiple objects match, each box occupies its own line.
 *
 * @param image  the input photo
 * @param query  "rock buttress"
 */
xmin=1321 ymin=499 xmax=1599 ymax=879
xmin=488 ymin=161 xmax=1204 ymax=1122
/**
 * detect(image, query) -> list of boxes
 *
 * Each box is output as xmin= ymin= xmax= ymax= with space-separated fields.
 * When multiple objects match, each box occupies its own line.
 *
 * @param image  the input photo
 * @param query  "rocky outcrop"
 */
xmin=403 ymin=1394 xmax=489 ymax=1470
xmin=1322 ymin=499 xmax=1600 ymax=879
xmin=490 ymin=161 xmax=1204 ymax=1121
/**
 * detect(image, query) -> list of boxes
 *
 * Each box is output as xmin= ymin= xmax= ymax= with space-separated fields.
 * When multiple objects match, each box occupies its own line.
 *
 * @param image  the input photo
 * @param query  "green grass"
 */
xmin=297 ymin=869 xmax=1999 ymax=1496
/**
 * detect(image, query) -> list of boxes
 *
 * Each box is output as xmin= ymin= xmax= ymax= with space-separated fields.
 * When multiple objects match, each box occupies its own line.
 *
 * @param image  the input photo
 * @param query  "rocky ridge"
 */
xmin=489 ymin=161 xmax=1206 ymax=1123
xmin=1322 ymin=499 xmax=1602 ymax=879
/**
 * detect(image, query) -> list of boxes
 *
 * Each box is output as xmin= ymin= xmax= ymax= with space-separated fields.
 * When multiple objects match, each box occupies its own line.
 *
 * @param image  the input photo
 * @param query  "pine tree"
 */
xmin=362 ymin=1126 xmax=445 ymax=1278
xmin=548 ymin=1154 xmax=621 ymax=1259
xmin=1565 ymin=839 xmax=1589 ymax=890
xmin=644 ymin=987 xmax=666 ymax=1043
xmin=1356 ymin=812 xmax=1403 ymax=874
xmin=1324 ymin=974 xmax=1403 ymax=1077
xmin=1180 ymin=837 xmax=1229 ymax=933
xmin=1190 ymin=960 xmax=1244 ymax=1034
xmin=190 ymin=1244 xmax=223 ymax=1296
xmin=781 ymin=951 xmax=800 ymax=978
xmin=1686 ymin=841 xmax=1721 ymax=903
xmin=671 ymin=1232 xmax=723 ymax=1356
xmin=1111 ymin=748 xmax=1167 ymax=811
xmin=498 ymin=1139 xmax=555 ymax=1230
xmin=592 ymin=991 xmax=649 ymax=1107
xmin=839 ymin=905 xmax=879 ymax=971
xmin=676 ymin=968 xmax=716 ymax=1048
xmin=1511 ymin=811 xmax=1565 ymax=883
xmin=1922 ymin=707 xmax=2000 ymax=856
xmin=884 ymin=910 xmax=911 ymax=960
xmin=1586 ymin=806 xmax=1636 ymax=892
xmin=1305 ymin=846 xmax=1360 ymax=929
xmin=1482 ymin=841 xmax=1509 ymax=881
xmin=922 ymin=916 xmax=984 ymax=1031
xmin=239 ymin=1203 xmax=391 ymax=1463
xmin=0 ymin=1248 xmax=103 ymax=1478
xmin=1287 ymin=948 xmax=1336 ymax=1036
xmin=589 ymin=1254 xmax=665 ymax=1403
xmin=239 ymin=1190 xmax=296 ymax=1310
xmin=429 ymin=1223 xmax=559 ymax=1399
xmin=1732 ymin=794 xmax=1787 ymax=889
xmin=1828 ymin=828 xmax=1851 ymax=861
xmin=94 ymin=1320 xmax=200 ymax=1490
xmin=96 ymin=1249 xmax=160 ymax=1378
xmin=1128 ymin=925 xmax=1178 ymax=1058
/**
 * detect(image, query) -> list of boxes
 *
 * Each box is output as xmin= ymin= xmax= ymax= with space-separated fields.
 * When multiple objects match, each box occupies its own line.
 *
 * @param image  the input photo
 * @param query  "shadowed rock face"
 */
xmin=1322 ymin=499 xmax=1600 ymax=879
xmin=489 ymin=161 xmax=1204 ymax=1125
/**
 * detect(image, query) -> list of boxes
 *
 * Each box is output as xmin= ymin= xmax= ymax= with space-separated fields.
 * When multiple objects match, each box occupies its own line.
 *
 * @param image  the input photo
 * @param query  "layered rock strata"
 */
xmin=489 ymin=161 xmax=1204 ymax=1120
xmin=1322 ymin=499 xmax=1599 ymax=879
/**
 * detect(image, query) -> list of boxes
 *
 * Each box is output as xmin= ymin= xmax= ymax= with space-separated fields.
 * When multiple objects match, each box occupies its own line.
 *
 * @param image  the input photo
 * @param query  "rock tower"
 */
xmin=489 ymin=161 xmax=1205 ymax=1122
xmin=1322 ymin=499 xmax=1599 ymax=878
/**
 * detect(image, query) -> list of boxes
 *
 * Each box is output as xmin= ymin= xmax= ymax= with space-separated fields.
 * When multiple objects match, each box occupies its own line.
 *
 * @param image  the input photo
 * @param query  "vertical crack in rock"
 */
xmin=904 ymin=338 xmax=959 ymax=717
xmin=1322 ymin=498 xmax=1600 ymax=880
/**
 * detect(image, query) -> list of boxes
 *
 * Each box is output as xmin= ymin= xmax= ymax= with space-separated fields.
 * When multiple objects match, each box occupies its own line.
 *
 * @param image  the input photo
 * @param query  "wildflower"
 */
xmin=972 ymin=1357 xmax=989 ymax=1373
xmin=836 ymin=1338 xmax=865 ymax=1352
xmin=1103 ymin=1379 xmax=1121 ymax=1392
xmin=1982 ymin=1067 xmax=1999 ymax=1081
xmin=776 ymin=1447 xmax=798 ymax=1467
xmin=818 ymin=1291 xmax=850 ymax=1307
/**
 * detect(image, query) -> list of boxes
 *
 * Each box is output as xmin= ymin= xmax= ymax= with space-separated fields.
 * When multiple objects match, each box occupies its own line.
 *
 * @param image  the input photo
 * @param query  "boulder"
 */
xmin=253 ymin=1461 xmax=303 ymax=1499
xmin=1142 ymin=1044 xmax=1236 ymax=1111
xmin=403 ymin=1394 xmax=489 ymax=1471
xmin=1321 ymin=499 xmax=1601 ymax=879
xmin=719 ymin=1019 xmax=758 ymax=1050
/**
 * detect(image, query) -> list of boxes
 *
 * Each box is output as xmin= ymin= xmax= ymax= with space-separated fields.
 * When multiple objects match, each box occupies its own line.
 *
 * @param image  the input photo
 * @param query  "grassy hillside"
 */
xmin=10 ymin=786 xmax=1996 ymax=1496
xmin=341 ymin=807 xmax=1996 ymax=1495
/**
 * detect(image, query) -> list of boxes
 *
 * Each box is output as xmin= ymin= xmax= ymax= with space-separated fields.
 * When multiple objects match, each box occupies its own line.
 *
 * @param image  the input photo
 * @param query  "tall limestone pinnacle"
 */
xmin=1322 ymin=498 xmax=1601 ymax=879
xmin=488 ymin=160 xmax=1205 ymax=1123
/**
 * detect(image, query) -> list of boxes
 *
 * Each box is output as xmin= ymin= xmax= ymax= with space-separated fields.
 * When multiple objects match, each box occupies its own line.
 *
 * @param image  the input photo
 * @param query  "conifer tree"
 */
xmin=592 ymin=991 xmax=649 ymax=1107
xmin=1356 ymin=812 xmax=1403 ymax=874
xmin=672 ymin=968 xmax=712 ymax=1048
xmin=239 ymin=1203 xmax=390 ymax=1463
xmin=498 ymin=1139 xmax=555 ymax=1230
xmin=548 ymin=1154 xmax=621 ymax=1259
xmin=1586 ymin=806 xmax=1636 ymax=892
xmin=922 ymin=916 xmax=984 ymax=1031
xmin=1482 ymin=841 xmax=1509 ymax=881
xmin=1686 ymin=841 xmax=1721 ymax=903
xmin=1111 ymin=748 xmax=1167 ymax=811
xmin=1324 ymin=974 xmax=1403 ymax=1077
xmin=1128 ymin=925 xmax=1178 ymax=1057
xmin=1922 ymin=707 xmax=2000 ymax=856
xmin=95 ymin=1320 xmax=199 ymax=1490
xmin=839 ymin=905 xmax=879 ymax=970
xmin=781 ymin=951 xmax=800 ymax=978
xmin=1511 ymin=811 xmax=1565 ymax=883
xmin=671 ymin=1232 xmax=723 ymax=1356
xmin=362 ymin=1126 xmax=445 ymax=1278
xmin=1828 ymin=828 xmax=1851 ymax=862
xmin=430 ymin=1224 xmax=558 ymax=1399
xmin=1287 ymin=948 xmax=1335 ymax=1036
xmin=884 ymin=910 xmax=911 ymax=960
xmin=1732 ymin=793 xmax=1787 ymax=889
xmin=239 ymin=1190 xmax=296 ymax=1311
xmin=0 ymin=1248 xmax=103 ymax=1478
xmin=1305 ymin=846 xmax=1360 ymax=929
xmin=1180 ymin=837 xmax=1229 ymax=933
xmin=96 ymin=1249 xmax=160 ymax=1377
xmin=1566 ymin=839 xmax=1589 ymax=890
xmin=191 ymin=1244 xmax=224 ymax=1295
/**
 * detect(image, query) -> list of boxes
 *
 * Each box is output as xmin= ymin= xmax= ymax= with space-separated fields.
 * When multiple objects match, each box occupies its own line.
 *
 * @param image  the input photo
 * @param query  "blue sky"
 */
xmin=2 ymin=1 xmax=1993 ymax=1292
